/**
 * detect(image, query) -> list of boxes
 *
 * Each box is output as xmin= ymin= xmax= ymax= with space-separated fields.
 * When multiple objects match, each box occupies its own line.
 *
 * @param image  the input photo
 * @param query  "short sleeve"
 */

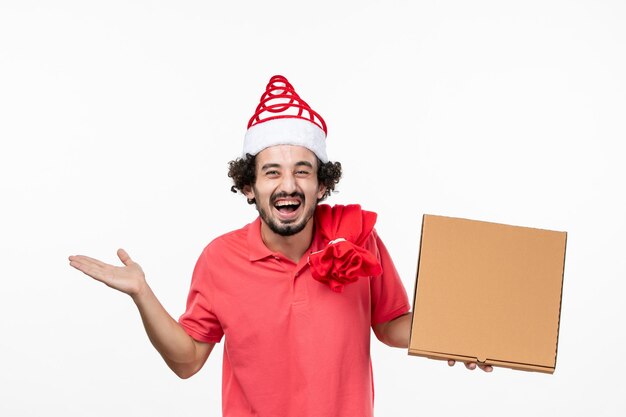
xmin=369 ymin=230 xmax=411 ymax=325
xmin=178 ymin=248 xmax=224 ymax=343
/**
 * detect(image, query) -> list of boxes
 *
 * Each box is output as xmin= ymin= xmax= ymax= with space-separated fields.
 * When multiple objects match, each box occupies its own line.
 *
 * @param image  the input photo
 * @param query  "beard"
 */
xmin=255 ymin=191 xmax=318 ymax=237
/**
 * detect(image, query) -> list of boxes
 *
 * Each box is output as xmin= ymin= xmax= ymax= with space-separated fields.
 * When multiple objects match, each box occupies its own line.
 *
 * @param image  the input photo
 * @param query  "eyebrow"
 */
xmin=261 ymin=163 xmax=281 ymax=171
xmin=295 ymin=161 xmax=314 ymax=168
xmin=260 ymin=161 xmax=314 ymax=171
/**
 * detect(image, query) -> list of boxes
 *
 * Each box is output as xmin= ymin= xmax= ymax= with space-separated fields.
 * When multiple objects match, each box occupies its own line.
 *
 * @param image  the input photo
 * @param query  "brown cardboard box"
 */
xmin=408 ymin=215 xmax=567 ymax=373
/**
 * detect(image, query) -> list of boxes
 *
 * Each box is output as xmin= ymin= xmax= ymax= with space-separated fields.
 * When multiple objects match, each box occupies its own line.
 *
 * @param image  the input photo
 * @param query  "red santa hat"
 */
xmin=243 ymin=75 xmax=328 ymax=162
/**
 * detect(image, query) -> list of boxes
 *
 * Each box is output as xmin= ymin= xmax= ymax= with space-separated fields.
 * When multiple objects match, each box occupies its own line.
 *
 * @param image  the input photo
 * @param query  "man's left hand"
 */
xmin=448 ymin=360 xmax=493 ymax=372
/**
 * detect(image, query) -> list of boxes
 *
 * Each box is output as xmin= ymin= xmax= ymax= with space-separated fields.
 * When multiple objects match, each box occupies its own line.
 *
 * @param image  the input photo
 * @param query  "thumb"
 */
xmin=117 ymin=248 xmax=133 ymax=266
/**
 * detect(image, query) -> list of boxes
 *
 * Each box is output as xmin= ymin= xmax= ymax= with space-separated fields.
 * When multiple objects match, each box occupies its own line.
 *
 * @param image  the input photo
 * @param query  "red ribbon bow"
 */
xmin=308 ymin=204 xmax=382 ymax=292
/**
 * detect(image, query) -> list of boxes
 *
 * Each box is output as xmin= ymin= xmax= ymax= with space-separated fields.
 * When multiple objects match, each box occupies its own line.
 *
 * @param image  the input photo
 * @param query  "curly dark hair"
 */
xmin=228 ymin=153 xmax=342 ymax=204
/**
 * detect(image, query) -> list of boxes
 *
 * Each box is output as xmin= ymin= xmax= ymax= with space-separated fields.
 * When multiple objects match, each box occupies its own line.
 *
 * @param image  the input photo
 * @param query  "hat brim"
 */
xmin=243 ymin=117 xmax=328 ymax=163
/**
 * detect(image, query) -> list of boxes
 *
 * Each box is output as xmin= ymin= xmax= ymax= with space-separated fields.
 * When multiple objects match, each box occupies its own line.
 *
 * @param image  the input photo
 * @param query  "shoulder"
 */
xmin=362 ymin=228 xmax=396 ymax=264
xmin=200 ymin=220 xmax=255 ymax=259
xmin=363 ymin=228 xmax=382 ymax=249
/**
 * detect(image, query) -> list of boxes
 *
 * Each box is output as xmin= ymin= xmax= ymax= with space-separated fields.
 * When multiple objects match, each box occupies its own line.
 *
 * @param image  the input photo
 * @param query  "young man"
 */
xmin=69 ymin=75 xmax=490 ymax=417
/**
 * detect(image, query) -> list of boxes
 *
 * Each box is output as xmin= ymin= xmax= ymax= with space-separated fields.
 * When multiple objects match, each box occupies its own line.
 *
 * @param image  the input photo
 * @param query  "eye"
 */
xmin=295 ymin=169 xmax=310 ymax=176
xmin=265 ymin=170 xmax=280 ymax=177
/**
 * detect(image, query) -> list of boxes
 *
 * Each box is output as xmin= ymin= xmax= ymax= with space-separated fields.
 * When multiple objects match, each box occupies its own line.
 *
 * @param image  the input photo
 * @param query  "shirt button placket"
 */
xmin=292 ymin=267 xmax=308 ymax=305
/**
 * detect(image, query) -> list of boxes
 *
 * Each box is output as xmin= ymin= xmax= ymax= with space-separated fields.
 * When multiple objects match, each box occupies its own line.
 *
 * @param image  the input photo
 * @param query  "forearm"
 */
xmin=131 ymin=283 xmax=199 ymax=367
xmin=374 ymin=312 xmax=412 ymax=348
xmin=70 ymin=250 xmax=211 ymax=377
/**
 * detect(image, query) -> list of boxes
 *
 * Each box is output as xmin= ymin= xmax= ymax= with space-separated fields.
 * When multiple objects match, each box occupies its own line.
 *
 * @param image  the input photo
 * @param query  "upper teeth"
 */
xmin=275 ymin=201 xmax=299 ymax=207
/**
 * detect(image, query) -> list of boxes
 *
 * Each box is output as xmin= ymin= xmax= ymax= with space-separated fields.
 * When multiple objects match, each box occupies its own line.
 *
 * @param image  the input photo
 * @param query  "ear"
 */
xmin=243 ymin=185 xmax=255 ymax=200
xmin=317 ymin=184 xmax=327 ymax=200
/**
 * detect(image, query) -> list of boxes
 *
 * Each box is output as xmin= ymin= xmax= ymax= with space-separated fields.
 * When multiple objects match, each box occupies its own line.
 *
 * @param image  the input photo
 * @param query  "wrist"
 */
xmin=131 ymin=279 xmax=151 ymax=304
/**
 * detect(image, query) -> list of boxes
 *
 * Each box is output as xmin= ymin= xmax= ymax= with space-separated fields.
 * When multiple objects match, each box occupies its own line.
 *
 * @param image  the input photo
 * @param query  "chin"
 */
xmin=258 ymin=206 xmax=315 ymax=237
xmin=267 ymin=218 xmax=309 ymax=237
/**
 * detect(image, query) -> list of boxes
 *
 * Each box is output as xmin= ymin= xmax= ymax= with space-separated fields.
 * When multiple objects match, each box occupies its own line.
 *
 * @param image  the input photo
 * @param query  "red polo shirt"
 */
xmin=179 ymin=217 xmax=410 ymax=417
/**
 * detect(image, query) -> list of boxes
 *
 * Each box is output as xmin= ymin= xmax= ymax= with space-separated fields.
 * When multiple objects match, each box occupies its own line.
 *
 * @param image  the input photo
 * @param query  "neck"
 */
xmin=260 ymin=219 xmax=315 ymax=263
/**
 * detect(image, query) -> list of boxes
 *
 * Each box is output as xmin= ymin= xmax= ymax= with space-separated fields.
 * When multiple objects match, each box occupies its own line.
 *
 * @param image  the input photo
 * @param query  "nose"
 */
xmin=278 ymin=171 xmax=297 ymax=194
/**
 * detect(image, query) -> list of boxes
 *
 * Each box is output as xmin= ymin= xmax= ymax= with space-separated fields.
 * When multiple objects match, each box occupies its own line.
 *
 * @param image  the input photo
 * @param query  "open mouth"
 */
xmin=274 ymin=199 xmax=302 ymax=214
xmin=270 ymin=192 xmax=305 ymax=221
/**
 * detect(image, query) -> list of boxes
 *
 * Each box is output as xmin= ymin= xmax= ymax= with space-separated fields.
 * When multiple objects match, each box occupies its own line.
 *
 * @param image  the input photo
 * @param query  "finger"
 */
xmin=117 ymin=248 xmax=133 ymax=266
xmin=478 ymin=364 xmax=494 ymax=373
xmin=68 ymin=257 xmax=109 ymax=273
xmin=69 ymin=259 xmax=109 ymax=283
xmin=464 ymin=362 xmax=477 ymax=370
xmin=448 ymin=360 xmax=455 ymax=367
xmin=68 ymin=255 xmax=107 ymax=268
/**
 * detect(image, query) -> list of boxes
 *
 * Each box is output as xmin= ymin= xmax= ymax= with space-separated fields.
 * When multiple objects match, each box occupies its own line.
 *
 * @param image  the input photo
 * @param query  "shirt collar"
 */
xmin=247 ymin=216 xmax=325 ymax=262
xmin=247 ymin=217 xmax=274 ymax=261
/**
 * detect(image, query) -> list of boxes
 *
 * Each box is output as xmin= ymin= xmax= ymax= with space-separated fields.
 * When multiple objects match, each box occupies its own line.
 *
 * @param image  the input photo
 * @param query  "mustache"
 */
xmin=270 ymin=192 xmax=305 ymax=204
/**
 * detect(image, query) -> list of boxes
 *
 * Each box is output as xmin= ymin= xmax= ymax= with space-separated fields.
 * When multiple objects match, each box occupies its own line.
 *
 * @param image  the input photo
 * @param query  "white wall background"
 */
xmin=1 ymin=1 xmax=624 ymax=416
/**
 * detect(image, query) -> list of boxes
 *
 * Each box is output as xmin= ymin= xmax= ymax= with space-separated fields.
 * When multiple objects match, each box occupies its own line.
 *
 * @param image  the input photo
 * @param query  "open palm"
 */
xmin=69 ymin=249 xmax=146 ymax=296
